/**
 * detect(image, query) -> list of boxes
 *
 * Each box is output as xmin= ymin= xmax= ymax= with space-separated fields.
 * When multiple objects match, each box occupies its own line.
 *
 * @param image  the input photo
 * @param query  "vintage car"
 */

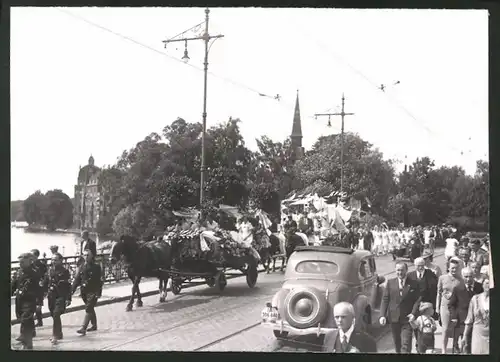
xmin=261 ymin=246 xmax=385 ymax=339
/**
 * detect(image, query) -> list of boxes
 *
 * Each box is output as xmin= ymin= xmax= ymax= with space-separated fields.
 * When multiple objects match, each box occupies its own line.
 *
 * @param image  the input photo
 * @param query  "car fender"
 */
xmin=272 ymin=288 xmax=290 ymax=318
xmin=352 ymin=294 xmax=371 ymax=330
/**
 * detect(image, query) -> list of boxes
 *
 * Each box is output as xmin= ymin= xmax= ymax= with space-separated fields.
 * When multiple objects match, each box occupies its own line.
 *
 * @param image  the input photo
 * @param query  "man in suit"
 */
xmin=80 ymin=230 xmax=97 ymax=257
xmin=449 ymin=267 xmax=483 ymax=354
xmin=468 ymin=239 xmax=487 ymax=267
xmin=407 ymin=257 xmax=438 ymax=351
xmin=323 ymin=302 xmax=377 ymax=353
xmin=380 ymin=262 xmax=422 ymax=353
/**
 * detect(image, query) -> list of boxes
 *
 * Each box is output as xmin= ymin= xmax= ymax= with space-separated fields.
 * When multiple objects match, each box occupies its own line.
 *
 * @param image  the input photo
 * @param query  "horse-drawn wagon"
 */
xmin=160 ymin=228 xmax=260 ymax=295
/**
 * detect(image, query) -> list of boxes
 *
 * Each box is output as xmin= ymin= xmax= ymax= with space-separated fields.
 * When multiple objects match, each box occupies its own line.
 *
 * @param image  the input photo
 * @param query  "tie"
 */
xmin=341 ymin=335 xmax=349 ymax=352
xmin=399 ymin=279 xmax=404 ymax=295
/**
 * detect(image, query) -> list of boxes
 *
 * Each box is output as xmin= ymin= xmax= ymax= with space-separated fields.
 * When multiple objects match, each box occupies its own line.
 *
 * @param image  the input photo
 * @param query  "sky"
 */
xmin=10 ymin=7 xmax=489 ymax=201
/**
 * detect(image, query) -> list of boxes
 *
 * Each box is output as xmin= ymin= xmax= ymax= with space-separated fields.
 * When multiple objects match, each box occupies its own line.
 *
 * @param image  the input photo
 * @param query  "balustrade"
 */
xmin=10 ymin=253 xmax=129 ymax=285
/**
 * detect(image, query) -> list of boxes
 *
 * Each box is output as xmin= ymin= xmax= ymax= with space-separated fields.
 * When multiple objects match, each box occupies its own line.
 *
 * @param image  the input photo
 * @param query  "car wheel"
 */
xmin=283 ymin=287 xmax=328 ymax=329
xmin=273 ymin=330 xmax=289 ymax=339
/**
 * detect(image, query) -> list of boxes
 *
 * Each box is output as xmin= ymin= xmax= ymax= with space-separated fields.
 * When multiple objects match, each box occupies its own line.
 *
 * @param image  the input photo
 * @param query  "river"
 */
xmin=10 ymin=227 xmax=83 ymax=262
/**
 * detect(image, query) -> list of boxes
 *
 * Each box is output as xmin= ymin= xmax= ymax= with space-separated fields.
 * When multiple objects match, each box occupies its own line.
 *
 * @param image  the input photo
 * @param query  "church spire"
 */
xmin=291 ymin=89 xmax=302 ymax=148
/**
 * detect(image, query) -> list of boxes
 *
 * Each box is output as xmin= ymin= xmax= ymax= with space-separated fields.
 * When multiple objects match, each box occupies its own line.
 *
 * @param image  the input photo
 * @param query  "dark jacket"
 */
xmin=43 ymin=266 xmax=72 ymax=300
xmin=380 ymin=277 xmax=422 ymax=323
xmin=407 ymin=269 xmax=438 ymax=309
xmin=81 ymin=238 xmax=97 ymax=257
xmin=11 ymin=266 xmax=39 ymax=302
xmin=448 ymin=281 xmax=483 ymax=324
xmin=322 ymin=328 xmax=377 ymax=353
xmin=72 ymin=262 xmax=102 ymax=296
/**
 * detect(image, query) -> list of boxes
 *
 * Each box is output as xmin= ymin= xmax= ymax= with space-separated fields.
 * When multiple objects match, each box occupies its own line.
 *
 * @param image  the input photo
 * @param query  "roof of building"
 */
xmin=291 ymin=90 xmax=302 ymax=138
xmin=78 ymin=155 xmax=101 ymax=185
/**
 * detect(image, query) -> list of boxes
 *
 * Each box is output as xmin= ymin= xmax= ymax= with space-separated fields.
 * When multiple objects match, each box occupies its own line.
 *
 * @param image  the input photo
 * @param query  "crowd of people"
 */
xmin=11 ymin=231 xmax=102 ymax=350
xmin=378 ymin=237 xmax=491 ymax=355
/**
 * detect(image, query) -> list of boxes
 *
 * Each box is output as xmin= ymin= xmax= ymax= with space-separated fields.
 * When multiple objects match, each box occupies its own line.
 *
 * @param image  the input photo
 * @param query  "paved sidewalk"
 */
xmin=11 ymin=278 xmax=161 ymax=322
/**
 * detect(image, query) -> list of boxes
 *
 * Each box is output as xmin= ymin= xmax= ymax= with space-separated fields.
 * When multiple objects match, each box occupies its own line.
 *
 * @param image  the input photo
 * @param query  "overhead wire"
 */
xmin=55 ymin=8 xmax=293 ymax=110
xmin=294 ymin=23 xmax=479 ymax=160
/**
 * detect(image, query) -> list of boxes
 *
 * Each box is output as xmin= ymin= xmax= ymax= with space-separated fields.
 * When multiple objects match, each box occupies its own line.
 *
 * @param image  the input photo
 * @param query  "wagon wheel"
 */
xmin=214 ymin=271 xmax=227 ymax=292
xmin=171 ymin=278 xmax=182 ymax=295
xmin=246 ymin=263 xmax=258 ymax=288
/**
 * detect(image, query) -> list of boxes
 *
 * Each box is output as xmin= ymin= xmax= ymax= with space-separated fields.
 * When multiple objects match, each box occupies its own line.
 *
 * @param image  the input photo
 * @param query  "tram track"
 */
xmin=70 ymin=250 xmax=444 ymax=351
xmin=193 ymin=251 xmax=445 ymax=352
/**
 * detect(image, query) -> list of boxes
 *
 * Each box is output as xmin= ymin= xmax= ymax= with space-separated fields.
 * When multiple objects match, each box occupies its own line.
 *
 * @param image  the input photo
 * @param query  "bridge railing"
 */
xmin=10 ymin=253 xmax=129 ymax=285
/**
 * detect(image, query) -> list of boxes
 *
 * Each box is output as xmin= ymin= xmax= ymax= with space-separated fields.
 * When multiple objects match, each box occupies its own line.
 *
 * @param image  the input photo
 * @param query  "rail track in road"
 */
xmin=193 ymin=250 xmax=445 ymax=352
xmin=20 ymin=250 xmax=443 ymax=352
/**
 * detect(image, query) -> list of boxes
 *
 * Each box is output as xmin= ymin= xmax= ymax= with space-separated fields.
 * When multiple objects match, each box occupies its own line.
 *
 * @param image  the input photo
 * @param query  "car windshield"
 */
xmin=295 ymin=260 xmax=339 ymax=274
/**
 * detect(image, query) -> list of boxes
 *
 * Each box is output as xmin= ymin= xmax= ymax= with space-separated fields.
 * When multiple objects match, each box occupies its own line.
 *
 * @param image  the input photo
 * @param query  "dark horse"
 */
xmin=110 ymin=235 xmax=173 ymax=311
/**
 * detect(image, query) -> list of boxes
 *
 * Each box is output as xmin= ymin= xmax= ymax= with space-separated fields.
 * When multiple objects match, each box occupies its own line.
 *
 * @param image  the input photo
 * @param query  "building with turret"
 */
xmin=74 ymin=155 xmax=102 ymax=231
xmin=290 ymin=90 xmax=304 ymax=162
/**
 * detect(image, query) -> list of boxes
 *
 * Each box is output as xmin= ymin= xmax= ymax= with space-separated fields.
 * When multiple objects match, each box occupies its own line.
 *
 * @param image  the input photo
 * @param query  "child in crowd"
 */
xmin=410 ymin=302 xmax=438 ymax=354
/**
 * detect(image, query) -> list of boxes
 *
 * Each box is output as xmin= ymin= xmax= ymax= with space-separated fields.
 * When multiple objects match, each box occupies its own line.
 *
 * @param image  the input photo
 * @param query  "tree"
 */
xmin=23 ymin=190 xmax=47 ymax=225
xmin=42 ymin=189 xmax=74 ymax=231
xmin=11 ymin=200 xmax=26 ymax=222
xmin=293 ymin=133 xmax=396 ymax=215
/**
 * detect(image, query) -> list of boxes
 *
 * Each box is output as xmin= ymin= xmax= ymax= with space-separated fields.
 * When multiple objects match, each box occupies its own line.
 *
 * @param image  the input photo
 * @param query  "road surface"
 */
xmin=11 ymin=250 xmax=445 ymax=352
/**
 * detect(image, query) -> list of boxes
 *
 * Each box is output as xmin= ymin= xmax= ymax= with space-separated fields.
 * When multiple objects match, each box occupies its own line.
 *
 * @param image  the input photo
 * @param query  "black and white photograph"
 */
xmin=9 ymin=6 xmax=491 ymax=354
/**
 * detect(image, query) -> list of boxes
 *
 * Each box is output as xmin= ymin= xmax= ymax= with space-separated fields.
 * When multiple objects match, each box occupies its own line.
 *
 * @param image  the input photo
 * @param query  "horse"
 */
xmin=258 ymin=234 xmax=285 ymax=273
xmin=110 ymin=235 xmax=173 ymax=311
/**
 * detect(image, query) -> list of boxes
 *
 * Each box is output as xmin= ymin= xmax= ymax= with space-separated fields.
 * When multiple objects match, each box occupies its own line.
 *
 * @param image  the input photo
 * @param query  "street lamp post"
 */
xmin=162 ymin=8 xmax=224 ymax=212
xmin=314 ymin=93 xmax=354 ymax=197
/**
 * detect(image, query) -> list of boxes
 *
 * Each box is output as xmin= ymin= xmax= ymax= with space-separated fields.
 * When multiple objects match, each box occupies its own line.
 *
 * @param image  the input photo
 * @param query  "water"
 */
xmin=10 ymin=227 xmax=80 ymax=262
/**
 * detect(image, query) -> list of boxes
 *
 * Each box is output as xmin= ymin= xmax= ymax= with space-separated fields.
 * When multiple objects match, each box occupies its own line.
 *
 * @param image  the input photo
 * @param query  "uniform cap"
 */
xmin=18 ymin=252 xmax=33 ymax=260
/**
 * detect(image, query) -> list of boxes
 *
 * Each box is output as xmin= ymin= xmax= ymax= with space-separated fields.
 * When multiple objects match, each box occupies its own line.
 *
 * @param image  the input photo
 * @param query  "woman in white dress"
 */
xmin=381 ymin=228 xmax=390 ymax=255
xmin=445 ymin=233 xmax=459 ymax=266
xmin=372 ymin=226 xmax=382 ymax=256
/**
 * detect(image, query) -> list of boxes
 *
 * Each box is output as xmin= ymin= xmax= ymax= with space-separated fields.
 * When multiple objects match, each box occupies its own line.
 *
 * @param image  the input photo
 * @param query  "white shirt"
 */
xmin=445 ymin=238 xmax=459 ymax=257
xmin=338 ymin=322 xmax=355 ymax=343
xmin=398 ymin=277 xmax=407 ymax=290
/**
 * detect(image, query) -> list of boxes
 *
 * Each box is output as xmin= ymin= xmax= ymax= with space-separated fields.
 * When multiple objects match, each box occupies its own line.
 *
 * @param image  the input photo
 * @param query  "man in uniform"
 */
xmin=30 ymin=249 xmax=47 ymax=327
xmin=11 ymin=253 xmax=39 ymax=350
xmin=71 ymin=249 xmax=102 ymax=335
xmin=43 ymin=252 xmax=72 ymax=344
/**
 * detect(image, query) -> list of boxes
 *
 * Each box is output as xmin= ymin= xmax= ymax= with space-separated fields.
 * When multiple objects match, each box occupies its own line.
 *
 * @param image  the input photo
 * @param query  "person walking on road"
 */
xmin=436 ymin=259 xmax=463 ymax=354
xmin=424 ymin=254 xmax=442 ymax=278
xmin=71 ymin=249 xmax=102 ymax=335
xmin=322 ymin=302 xmax=377 ymax=353
xmin=43 ymin=252 xmax=72 ymax=344
xmin=30 ymin=249 xmax=47 ymax=328
xmin=11 ymin=253 xmax=39 ymax=350
xmin=463 ymin=276 xmax=490 ymax=354
xmin=379 ymin=262 xmax=422 ymax=353
xmin=409 ymin=302 xmax=438 ymax=354
xmin=407 ymin=257 xmax=438 ymax=351
xmin=448 ymin=267 xmax=483 ymax=354
xmin=80 ymin=230 xmax=98 ymax=258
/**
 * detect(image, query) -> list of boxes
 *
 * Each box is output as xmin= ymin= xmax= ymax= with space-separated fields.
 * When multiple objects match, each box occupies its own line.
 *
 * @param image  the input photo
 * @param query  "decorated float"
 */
xmin=159 ymin=205 xmax=279 ymax=294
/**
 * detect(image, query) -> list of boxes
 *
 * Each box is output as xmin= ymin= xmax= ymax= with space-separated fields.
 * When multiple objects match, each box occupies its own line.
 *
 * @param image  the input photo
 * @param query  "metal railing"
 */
xmin=10 ymin=253 xmax=129 ymax=285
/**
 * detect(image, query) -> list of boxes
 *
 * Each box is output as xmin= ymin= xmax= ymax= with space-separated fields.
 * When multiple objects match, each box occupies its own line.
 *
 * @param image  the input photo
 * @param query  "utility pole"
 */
xmin=314 ymin=93 xmax=354 ymax=197
xmin=162 ymin=8 xmax=224 ymax=212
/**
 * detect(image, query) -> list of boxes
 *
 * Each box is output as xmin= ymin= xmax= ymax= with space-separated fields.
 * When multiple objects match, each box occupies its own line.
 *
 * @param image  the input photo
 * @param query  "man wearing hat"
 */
xmin=30 ymin=249 xmax=47 ymax=328
xmin=11 ymin=252 xmax=39 ymax=350
xmin=71 ymin=249 xmax=102 ymax=335
xmin=468 ymin=239 xmax=487 ymax=267
xmin=80 ymin=230 xmax=97 ymax=257
xmin=43 ymin=252 xmax=72 ymax=344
